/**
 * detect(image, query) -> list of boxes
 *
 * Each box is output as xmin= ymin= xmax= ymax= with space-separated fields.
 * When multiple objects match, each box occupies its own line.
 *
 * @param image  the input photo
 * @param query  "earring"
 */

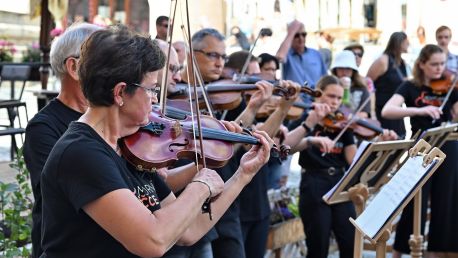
xmin=119 ymin=101 xmax=124 ymax=107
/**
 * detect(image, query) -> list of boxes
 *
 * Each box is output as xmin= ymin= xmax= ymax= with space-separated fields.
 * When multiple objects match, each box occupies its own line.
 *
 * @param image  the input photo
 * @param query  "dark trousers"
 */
xmin=299 ymin=171 xmax=356 ymax=258
xmin=241 ymin=217 xmax=270 ymax=258
xmin=212 ymin=203 xmax=245 ymax=258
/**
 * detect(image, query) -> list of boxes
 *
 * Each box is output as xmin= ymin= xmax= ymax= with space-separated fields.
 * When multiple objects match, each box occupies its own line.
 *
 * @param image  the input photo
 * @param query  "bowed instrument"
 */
xmin=120 ymin=109 xmax=290 ymax=171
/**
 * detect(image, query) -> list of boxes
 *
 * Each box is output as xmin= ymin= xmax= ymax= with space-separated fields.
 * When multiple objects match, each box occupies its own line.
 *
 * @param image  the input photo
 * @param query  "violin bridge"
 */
xmin=171 ymin=121 xmax=182 ymax=138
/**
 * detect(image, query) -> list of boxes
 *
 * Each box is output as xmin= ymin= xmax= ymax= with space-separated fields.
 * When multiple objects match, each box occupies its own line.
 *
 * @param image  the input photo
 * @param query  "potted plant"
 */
xmin=0 ymin=149 xmax=33 ymax=257
xmin=0 ymin=39 xmax=15 ymax=62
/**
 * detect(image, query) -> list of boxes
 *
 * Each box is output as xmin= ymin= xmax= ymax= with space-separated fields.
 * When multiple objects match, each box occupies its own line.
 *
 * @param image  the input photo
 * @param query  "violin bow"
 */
xmin=432 ymin=73 xmax=458 ymax=124
xmin=180 ymin=25 xmax=215 ymax=117
xmin=322 ymin=96 xmax=371 ymax=157
xmin=183 ymin=0 xmax=214 ymax=220
xmin=159 ymin=0 xmax=178 ymax=113
xmin=238 ymin=28 xmax=265 ymax=82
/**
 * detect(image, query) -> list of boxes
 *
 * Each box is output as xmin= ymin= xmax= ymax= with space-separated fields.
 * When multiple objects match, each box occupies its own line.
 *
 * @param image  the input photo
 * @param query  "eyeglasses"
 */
xmin=193 ymin=49 xmax=228 ymax=62
xmin=352 ymin=51 xmax=363 ymax=58
xmin=294 ymin=32 xmax=307 ymax=39
xmin=130 ymin=83 xmax=159 ymax=97
xmin=63 ymin=55 xmax=79 ymax=65
xmin=160 ymin=23 xmax=169 ymax=28
xmin=169 ymin=64 xmax=183 ymax=75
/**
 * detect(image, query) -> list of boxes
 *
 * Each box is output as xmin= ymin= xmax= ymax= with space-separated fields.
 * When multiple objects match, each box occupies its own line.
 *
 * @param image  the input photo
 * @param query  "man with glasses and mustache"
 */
xmin=177 ymin=28 xmax=278 ymax=258
xmin=155 ymin=16 xmax=169 ymax=41
xmin=276 ymin=20 xmax=327 ymax=105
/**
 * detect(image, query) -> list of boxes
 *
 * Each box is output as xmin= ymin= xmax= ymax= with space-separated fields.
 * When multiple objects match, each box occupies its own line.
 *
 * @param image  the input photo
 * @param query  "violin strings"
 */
xmin=179 ymin=125 xmax=259 ymax=144
xmin=180 ymin=7 xmax=200 ymax=167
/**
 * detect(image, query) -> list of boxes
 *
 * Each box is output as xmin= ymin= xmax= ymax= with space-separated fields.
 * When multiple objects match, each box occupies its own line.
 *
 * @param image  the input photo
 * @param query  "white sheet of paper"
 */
xmin=353 ymin=156 xmax=434 ymax=239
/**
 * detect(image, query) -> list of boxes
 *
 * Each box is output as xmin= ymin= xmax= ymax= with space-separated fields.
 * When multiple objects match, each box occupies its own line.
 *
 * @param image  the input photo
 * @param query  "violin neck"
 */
xmin=293 ymin=102 xmax=312 ymax=109
xmin=196 ymin=127 xmax=259 ymax=145
xmin=355 ymin=119 xmax=384 ymax=134
xmin=206 ymin=84 xmax=258 ymax=93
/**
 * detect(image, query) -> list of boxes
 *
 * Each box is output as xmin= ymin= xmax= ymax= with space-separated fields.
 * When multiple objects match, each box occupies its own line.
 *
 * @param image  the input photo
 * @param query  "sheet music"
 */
xmin=353 ymin=156 xmax=435 ymax=239
xmin=349 ymin=140 xmax=371 ymax=170
xmin=323 ymin=141 xmax=371 ymax=200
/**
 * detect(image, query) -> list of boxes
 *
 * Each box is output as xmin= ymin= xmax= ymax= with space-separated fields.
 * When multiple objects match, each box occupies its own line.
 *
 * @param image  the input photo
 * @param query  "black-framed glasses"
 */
xmin=63 ymin=55 xmax=79 ymax=65
xmin=130 ymin=83 xmax=159 ymax=97
xmin=169 ymin=64 xmax=183 ymax=75
xmin=160 ymin=23 xmax=169 ymax=28
xmin=193 ymin=49 xmax=228 ymax=62
xmin=294 ymin=32 xmax=307 ymax=39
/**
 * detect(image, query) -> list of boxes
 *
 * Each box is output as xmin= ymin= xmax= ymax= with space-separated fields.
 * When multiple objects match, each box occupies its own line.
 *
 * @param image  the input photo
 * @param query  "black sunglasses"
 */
xmin=353 ymin=51 xmax=363 ymax=58
xmin=294 ymin=32 xmax=307 ymax=38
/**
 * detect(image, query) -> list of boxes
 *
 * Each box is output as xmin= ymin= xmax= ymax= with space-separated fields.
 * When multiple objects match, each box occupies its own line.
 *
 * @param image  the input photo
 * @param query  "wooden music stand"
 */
xmin=408 ymin=123 xmax=458 ymax=257
xmin=322 ymin=139 xmax=414 ymax=258
xmin=350 ymin=139 xmax=446 ymax=258
xmin=446 ymin=131 xmax=458 ymax=141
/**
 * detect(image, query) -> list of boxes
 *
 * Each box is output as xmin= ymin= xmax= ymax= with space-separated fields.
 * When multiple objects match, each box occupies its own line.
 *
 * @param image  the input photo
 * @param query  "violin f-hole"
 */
xmin=169 ymin=139 xmax=189 ymax=152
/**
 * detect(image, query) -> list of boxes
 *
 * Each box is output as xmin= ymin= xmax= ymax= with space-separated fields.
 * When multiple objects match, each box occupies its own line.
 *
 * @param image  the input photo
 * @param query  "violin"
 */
xmin=256 ymin=99 xmax=313 ymax=120
xmin=322 ymin=110 xmax=384 ymax=140
xmin=168 ymin=80 xmax=321 ymax=111
xmin=233 ymin=74 xmax=322 ymax=98
xmin=120 ymin=109 xmax=290 ymax=171
xmin=168 ymin=81 xmax=293 ymax=110
xmin=430 ymin=70 xmax=457 ymax=95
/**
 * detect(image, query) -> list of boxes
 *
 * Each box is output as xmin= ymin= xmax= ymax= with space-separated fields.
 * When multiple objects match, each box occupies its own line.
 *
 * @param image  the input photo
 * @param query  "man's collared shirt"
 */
xmin=447 ymin=52 xmax=458 ymax=74
xmin=282 ymin=47 xmax=327 ymax=104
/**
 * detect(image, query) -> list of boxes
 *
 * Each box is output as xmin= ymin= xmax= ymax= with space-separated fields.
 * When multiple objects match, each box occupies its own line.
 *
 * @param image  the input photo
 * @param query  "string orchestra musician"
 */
xmin=39 ymin=25 xmax=274 ymax=258
xmin=284 ymin=75 xmax=357 ymax=258
xmin=23 ymin=23 xmax=102 ymax=258
xmin=283 ymin=75 xmax=397 ymax=258
xmin=382 ymin=44 xmax=458 ymax=258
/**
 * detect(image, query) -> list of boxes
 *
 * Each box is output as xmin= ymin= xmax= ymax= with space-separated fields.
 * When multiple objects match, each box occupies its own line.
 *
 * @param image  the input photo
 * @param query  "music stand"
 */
xmin=322 ymin=139 xmax=414 ymax=257
xmin=350 ymin=139 xmax=446 ymax=258
xmin=406 ymin=123 xmax=458 ymax=257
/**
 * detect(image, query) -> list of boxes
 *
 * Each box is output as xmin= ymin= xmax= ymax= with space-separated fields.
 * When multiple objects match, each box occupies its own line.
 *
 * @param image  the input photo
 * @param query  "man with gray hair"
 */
xmin=23 ymin=22 xmax=101 ymax=258
xmin=181 ymin=28 xmax=227 ymax=83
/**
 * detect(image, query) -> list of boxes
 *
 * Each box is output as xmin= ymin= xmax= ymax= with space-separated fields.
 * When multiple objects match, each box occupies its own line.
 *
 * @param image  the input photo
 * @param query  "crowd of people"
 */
xmin=22 ymin=14 xmax=458 ymax=258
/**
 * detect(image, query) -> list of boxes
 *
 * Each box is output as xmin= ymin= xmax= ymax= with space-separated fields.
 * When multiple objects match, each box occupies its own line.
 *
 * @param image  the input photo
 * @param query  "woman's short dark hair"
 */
xmin=258 ymin=53 xmax=279 ymax=70
xmin=79 ymin=25 xmax=165 ymax=106
xmin=225 ymin=51 xmax=259 ymax=72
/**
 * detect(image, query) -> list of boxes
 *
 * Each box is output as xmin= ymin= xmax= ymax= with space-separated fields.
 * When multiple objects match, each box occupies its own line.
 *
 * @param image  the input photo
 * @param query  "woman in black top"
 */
xmin=382 ymin=44 xmax=458 ymax=257
xmin=284 ymin=75 xmax=357 ymax=258
xmin=40 ymin=25 xmax=273 ymax=258
xmin=368 ymin=32 xmax=409 ymax=138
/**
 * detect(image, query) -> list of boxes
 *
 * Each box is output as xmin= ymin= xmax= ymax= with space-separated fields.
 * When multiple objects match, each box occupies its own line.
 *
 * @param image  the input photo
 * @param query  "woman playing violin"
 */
xmin=382 ymin=44 xmax=458 ymax=258
xmin=283 ymin=75 xmax=357 ymax=258
xmin=40 ymin=25 xmax=273 ymax=258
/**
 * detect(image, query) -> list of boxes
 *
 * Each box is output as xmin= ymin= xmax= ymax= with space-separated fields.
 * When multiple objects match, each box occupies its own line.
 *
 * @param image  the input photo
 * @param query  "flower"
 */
xmin=0 ymin=39 xmax=15 ymax=62
xmin=22 ymin=42 xmax=41 ymax=62
xmin=50 ymin=28 xmax=63 ymax=37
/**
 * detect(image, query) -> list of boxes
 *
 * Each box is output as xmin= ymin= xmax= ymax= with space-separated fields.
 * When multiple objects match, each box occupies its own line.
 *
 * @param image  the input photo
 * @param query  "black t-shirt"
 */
xmin=23 ymin=98 xmax=82 ymax=257
xmin=41 ymin=122 xmax=171 ymax=258
xmin=396 ymin=80 xmax=458 ymax=133
xmin=299 ymin=124 xmax=355 ymax=169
